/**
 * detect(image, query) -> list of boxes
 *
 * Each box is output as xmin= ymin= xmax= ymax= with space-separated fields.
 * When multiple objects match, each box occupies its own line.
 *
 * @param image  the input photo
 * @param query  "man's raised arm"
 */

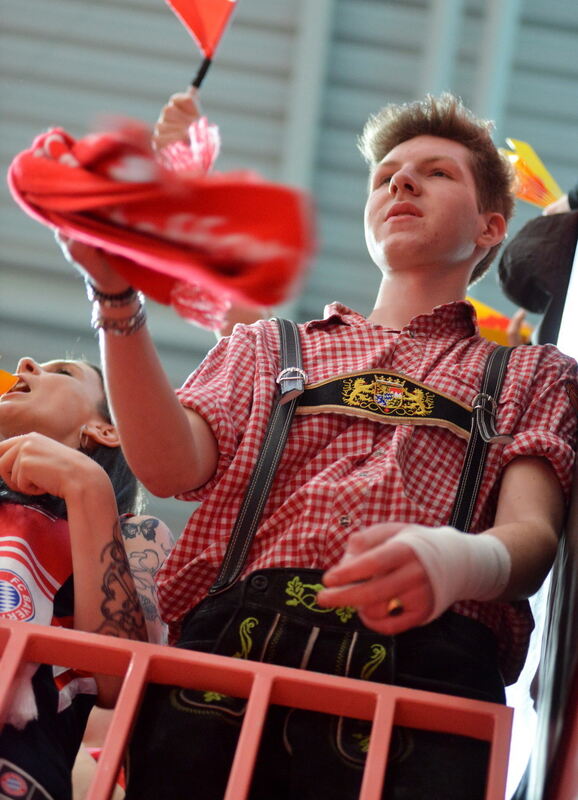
xmin=60 ymin=239 xmax=218 ymax=497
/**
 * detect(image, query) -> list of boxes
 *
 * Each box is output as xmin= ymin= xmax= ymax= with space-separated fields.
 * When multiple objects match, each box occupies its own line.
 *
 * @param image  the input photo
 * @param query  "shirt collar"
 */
xmin=305 ymin=300 xmax=479 ymax=339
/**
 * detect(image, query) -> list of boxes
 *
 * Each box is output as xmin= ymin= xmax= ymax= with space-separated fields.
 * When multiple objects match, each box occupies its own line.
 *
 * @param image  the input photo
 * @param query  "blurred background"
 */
xmin=1 ymin=0 xmax=578 ymax=533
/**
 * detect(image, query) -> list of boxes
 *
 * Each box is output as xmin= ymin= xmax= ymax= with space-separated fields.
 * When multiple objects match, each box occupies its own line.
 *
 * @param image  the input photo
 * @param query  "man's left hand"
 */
xmin=317 ymin=522 xmax=435 ymax=634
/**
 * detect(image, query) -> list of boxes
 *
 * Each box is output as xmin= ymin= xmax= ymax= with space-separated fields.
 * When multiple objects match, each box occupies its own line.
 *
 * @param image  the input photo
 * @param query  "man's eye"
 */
xmin=56 ymin=368 xmax=73 ymax=376
xmin=431 ymin=169 xmax=449 ymax=178
xmin=376 ymin=175 xmax=392 ymax=187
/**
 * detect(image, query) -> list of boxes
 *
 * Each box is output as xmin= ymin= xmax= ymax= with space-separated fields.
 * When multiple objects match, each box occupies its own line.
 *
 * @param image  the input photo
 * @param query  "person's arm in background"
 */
xmin=507 ymin=308 xmax=530 ymax=346
xmin=0 ymin=434 xmax=147 ymax=706
xmin=152 ymin=87 xmax=202 ymax=151
xmin=543 ymin=181 xmax=578 ymax=215
xmin=71 ymin=515 xmax=172 ymax=797
xmin=153 ymin=89 xmax=269 ymax=339
xmin=120 ymin=514 xmax=174 ymax=645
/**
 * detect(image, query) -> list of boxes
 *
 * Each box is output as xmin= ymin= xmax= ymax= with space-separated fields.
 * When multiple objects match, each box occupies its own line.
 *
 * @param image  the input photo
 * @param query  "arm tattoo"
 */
xmin=121 ymin=517 xmax=160 ymax=542
xmin=94 ymin=521 xmax=147 ymax=641
xmin=120 ymin=517 xmax=170 ymax=632
xmin=126 ymin=548 xmax=163 ymax=623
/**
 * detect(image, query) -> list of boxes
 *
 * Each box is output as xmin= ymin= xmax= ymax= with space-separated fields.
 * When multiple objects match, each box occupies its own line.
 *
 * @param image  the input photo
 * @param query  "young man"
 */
xmin=61 ymin=94 xmax=577 ymax=799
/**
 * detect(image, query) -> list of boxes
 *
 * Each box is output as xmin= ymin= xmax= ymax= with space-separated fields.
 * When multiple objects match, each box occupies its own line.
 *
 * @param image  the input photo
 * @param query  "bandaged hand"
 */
xmin=394 ymin=524 xmax=511 ymax=621
xmin=317 ymin=522 xmax=511 ymax=634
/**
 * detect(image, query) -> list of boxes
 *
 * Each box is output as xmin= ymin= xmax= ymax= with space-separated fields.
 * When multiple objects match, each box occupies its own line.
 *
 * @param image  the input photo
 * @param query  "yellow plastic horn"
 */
xmin=500 ymin=138 xmax=563 ymax=208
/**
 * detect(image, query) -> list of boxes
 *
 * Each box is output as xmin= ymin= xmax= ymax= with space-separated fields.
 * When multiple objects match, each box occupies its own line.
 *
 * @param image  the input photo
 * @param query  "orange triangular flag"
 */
xmin=164 ymin=0 xmax=237 ymax=57
xmin=0 ymin=369 xmax=18 ymax=395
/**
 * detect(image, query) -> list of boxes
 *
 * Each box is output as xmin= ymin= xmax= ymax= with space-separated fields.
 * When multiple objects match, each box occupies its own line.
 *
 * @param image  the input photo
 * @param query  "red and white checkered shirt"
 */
xmin=159 ymin=301 xmax=578 ymax=683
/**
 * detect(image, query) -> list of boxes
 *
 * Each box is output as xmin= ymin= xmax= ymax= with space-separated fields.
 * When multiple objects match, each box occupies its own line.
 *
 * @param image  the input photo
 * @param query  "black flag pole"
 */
xmin=192 ymin=56 xmax=212 ymax=88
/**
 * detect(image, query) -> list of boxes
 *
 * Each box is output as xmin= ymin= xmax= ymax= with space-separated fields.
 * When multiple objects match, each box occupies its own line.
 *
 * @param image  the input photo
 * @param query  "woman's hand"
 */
xmin=0 ymin=432 xmax=108 ymax=500
xmin=543 ymin=194 xmax=570 ymax=216
xmin=152 ymin=87 xmax=203 ymax=152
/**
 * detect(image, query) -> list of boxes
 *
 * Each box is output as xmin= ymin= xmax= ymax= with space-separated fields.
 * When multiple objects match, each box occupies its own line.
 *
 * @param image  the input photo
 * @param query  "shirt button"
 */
xmin=375 ymin=448 xmax=385 ymax=457
xmin=339 ymin=515 xmax=351 ymax=527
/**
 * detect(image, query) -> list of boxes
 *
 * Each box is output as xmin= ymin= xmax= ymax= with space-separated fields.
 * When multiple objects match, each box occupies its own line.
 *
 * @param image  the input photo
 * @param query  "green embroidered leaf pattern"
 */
xmin=360 ymin=644 xmax=387 ymax=681
xmin=233 ymin=617 xmax=259 ymax=659
xmin=285 ymin=577 xmax=356 ymax=623
xmin=335 ymin=606 xmax=355 ymax=623
xmin=203 ymin=617 xmax=260 ymax=702
xmin=353 ymin=732 xmax=371 ymax=753
xmin=285 ymin=576 xmax=303 ymax=606
xmin=203 ymin=691 xmax=226 ymax=703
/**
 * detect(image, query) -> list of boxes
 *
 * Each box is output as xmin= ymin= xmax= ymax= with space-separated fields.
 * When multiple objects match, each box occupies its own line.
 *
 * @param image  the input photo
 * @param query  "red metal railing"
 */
xmin=0 ymin=619 xmax=513 ymax=800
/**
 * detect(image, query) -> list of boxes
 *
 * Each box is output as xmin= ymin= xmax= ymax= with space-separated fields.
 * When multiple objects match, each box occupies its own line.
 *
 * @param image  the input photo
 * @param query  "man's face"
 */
xmin=364 ymin=135 xmax=493 ymax=277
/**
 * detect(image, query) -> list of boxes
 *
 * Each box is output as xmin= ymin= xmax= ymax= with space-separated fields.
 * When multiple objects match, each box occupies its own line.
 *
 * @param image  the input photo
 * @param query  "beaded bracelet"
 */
xmin=85 ymin=280 xmax=139 ymax=308
xmin=91 ymin=303 xmax=147 ymax=336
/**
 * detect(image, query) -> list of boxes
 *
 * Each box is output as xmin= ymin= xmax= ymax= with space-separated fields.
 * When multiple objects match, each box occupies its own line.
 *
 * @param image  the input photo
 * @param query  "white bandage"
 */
xmin=393 ymin=524 xmax=512 ymax=623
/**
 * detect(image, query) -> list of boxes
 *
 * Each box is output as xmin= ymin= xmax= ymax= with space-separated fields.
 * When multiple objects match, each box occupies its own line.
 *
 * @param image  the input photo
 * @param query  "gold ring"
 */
xmin=386 ymin=597 xmax=404 ymax=617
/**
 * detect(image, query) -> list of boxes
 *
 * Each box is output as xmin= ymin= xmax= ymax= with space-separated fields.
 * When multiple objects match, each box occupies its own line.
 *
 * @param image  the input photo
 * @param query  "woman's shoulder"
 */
xmin=119 ymin=514 xmax=174 ymax=550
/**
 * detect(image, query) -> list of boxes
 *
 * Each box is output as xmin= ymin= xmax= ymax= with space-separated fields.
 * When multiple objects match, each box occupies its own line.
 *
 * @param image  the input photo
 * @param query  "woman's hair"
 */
xmin=358 ymin=92 xmax=515 ymax=284
xmin=82 ymin=364 xmax=143 ymax=516
xmin=0 ymin=363 xmax=143 ymax=519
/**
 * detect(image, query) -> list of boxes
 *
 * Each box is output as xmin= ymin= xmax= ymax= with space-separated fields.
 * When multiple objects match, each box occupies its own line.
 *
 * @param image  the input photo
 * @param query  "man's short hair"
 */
xmin=358 ymin=93 xmax=515 ymax=284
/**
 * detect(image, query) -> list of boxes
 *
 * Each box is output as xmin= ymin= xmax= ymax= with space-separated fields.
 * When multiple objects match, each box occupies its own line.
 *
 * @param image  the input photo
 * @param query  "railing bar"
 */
xmin=0 ymin=622 xmax=513 ymax=799
xmin=484 ymin=712 xmax=512 ymax=800
xmin=358 ymin=693 xmax=394 ymax=800
xmin=223 ymin=674 xmax=274 ymax=800
xmin=85 ymin=654 xmax=151 ymax=800
xmin=0 ymin=628 xmax=28 ymax=727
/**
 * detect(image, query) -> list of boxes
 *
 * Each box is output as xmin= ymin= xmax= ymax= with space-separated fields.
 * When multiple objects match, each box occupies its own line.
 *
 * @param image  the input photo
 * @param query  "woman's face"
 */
xmin=0 ymin=358 xmax=114 ymax=449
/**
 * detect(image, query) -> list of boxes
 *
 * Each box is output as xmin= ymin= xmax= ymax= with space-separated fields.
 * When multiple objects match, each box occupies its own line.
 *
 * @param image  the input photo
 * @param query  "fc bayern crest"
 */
xmin=0 ymin=570 xmax=34 ymax=621
xmin=0 ymin=769 xmax=30 ymax=798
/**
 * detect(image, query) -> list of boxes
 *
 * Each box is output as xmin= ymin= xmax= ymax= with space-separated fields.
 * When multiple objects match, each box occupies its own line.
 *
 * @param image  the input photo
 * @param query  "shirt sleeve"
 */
xmin=501 ymin=345 xmax=578 ymax=499
xmin=175 ymin=321 xmax=277 ymax=500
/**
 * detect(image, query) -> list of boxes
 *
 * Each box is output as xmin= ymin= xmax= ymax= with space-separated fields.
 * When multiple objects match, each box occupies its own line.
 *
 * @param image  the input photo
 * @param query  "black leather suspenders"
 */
xmin=449 ymin=345 xmax=514 ymax=532
xmin=209 ymin=319 xmax=305 ymax=595
xmin=209 ymin=320 xmax=514 ymax=595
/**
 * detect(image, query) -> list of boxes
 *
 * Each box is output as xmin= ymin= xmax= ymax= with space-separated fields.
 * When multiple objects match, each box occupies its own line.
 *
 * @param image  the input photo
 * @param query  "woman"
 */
xmin=0 ymin=355 xmax=172 ymax=800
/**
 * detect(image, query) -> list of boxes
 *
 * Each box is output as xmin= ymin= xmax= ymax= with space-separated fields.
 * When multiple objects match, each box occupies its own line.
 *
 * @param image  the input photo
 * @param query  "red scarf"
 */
xmin=8 ymin=121 xmax=315 ymax=329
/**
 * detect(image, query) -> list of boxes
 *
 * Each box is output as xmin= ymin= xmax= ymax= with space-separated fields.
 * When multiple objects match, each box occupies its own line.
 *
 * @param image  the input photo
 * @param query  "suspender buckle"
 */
xmin=276 ymin=367 xmax=308 ymax=403
xmin=473 ymin=392 xmax=514 ymax=444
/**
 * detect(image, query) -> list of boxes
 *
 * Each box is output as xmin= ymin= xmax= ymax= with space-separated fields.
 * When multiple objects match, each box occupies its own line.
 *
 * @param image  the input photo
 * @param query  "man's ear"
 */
xmin=84 ymin=420 xmax=120 ymax=449
xmin=477 ymin=212 xmax=507 ymax=249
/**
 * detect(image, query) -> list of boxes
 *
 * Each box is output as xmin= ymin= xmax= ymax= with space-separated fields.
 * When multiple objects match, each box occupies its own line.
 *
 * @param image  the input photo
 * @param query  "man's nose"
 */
xmin=389 ymin=168 xmax=420 ymax=196
xmin=16 ymin=357 xmax=41 ymax=375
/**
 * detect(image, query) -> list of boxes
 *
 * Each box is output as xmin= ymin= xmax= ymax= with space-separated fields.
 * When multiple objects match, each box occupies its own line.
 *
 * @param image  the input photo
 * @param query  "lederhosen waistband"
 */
xmin=183 ymin=568 xmax=504 ymax=704
xmin=190 ymin=568 xmax=498 ymax=651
